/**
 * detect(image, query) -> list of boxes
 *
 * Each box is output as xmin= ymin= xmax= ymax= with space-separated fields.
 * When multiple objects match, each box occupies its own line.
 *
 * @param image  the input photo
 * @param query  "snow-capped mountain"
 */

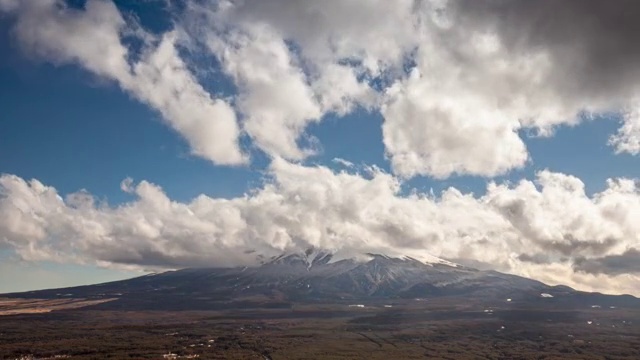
xmin=251 ymin=249 xmax=543 ymax=299
xmin=264 ymin=248 xmax=459 ymax=269
xmin=5 ymin=248 xmax=638 ymax=310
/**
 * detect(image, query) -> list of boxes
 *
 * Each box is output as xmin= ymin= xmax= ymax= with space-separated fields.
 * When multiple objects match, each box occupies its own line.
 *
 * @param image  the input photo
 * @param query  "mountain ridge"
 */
xmin=3 ymin=249 xmax=639 ymax=311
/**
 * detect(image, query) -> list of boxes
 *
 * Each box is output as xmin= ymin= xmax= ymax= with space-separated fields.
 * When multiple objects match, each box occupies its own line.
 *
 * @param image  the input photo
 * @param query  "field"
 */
xmin=0 ymin=298 xmax=116 ymax=316
xmin=1 ymin=298 xmax=639 ymax=359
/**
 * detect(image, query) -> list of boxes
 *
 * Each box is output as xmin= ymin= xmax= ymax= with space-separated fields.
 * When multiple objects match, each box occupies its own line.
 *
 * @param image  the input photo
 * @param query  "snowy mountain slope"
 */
xmin=4 ymin=248 xmax=638 ymax=310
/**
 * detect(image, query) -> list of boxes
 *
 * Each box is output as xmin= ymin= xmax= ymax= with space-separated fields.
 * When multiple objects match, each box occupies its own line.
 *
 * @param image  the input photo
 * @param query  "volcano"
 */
xmin=3 ymin=249 xmax=638 ymax=311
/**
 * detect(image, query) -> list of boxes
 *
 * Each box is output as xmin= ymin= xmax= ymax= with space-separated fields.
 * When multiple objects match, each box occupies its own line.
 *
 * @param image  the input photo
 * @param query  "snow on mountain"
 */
xmin=264 ymin=247 xmax=459 ymax=270
xmin=7 ymin=247 xmax=638 ymax=311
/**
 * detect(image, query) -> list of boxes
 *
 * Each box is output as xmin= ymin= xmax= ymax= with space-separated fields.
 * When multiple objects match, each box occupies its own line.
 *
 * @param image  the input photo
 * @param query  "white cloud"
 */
xmin=182 ymin=0 xmax=640 ymax=177
xmin=1 ymin=164 xmax=640 ymax=295
xmin=209 ymin=0 xmax=419 ymax=73
xmin=332 ymin=157 xmax=355 ymax=168
xmin=382 ymin=68 xmax=530 ymax=178
xmin=610 ymin=106 xmax=640 ymax=155
xmin=184 ymin=0 xmax=410 ymax=160
xmin=7 ymin=1 xmax=640 ymax=177
xmin=1 ymin=0 xmax=246 ymax=165
xmin=379 ymin=9 xmax=594 ymax=178
xmin=207 ymin=25 xmax=322 ymax=159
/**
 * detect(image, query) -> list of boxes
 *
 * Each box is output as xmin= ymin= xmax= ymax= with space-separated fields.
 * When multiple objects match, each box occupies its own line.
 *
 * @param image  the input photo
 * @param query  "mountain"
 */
xmin=4 ymin=249 xmax=639 ymax=311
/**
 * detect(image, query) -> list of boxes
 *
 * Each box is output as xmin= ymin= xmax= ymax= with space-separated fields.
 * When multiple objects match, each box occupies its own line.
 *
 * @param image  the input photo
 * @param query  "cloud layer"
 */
xmin=1 ymin=0 xmax=246 ymax=165
xmin=1 ymin=161 xmax=640 ymax=295
xmin=4 ymin=0 xmax=640 ymax=176
xmin=188 ymin=0 xmax=640 ymax=177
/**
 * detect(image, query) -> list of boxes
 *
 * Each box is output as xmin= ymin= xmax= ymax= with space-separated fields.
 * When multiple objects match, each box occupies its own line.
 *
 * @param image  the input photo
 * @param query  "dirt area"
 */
xmin=0 ymin=298 xmax=116 ymax=316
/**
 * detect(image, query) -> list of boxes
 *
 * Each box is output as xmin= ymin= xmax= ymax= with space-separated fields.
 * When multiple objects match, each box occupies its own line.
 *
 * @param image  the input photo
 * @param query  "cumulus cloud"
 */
xmin=180 ymin=0 xmax=640 ymax=177
xmin=2 ymin=162 xmax=640 ymax=294
xmin=207 ymin=24 xmax=323 ymax=159
xmin=0 ymin=0 xmax=246 ymax=165
xmin=574 ymin=249 xmax=640 ymax=276
xmin=443 ymin=0 xmax=640 ymax=158
xmin=6 ymin=0 xmax=640 ymax=176
xmin=191 ymin=0 xmax=385 ymax=160
xmin=381 ymin=67 xmax=530 ymax=178
xmin=610 ymin=107 xmax=640 ymax=155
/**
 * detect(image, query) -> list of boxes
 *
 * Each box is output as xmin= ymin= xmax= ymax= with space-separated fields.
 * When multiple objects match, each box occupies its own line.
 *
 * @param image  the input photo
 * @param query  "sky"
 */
xmin=1 ymin=0 xmax=640 ymax=295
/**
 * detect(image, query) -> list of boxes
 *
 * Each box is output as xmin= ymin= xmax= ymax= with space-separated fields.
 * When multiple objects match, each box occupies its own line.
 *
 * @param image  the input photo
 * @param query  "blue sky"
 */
xmin=2 ymin=0 xmax=640 ymax=295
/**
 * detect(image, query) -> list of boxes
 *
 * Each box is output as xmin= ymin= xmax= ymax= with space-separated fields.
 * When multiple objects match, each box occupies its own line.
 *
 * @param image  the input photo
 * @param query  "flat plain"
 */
xmin=1 ymin=298 xmax=639 ymax=359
